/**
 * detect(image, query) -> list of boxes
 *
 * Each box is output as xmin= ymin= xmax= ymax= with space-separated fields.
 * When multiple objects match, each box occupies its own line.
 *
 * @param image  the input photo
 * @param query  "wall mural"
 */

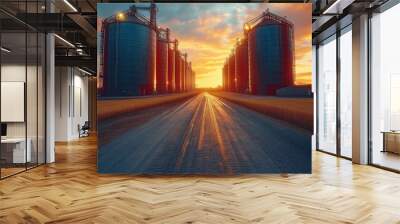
xmin=97 ymin=3 xmax=313 ymax=174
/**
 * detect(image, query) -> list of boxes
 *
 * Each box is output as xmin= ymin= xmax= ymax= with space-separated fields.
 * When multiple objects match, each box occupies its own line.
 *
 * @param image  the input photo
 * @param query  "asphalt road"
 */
xmin=98 ymin=92 xmax=311 ymax=174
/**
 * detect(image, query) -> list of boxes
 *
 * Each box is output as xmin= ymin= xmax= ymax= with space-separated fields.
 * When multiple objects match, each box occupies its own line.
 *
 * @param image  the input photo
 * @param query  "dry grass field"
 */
xmin=210 ymin=91 xmax=313 ymax=131
xmin=98 ymin=92 xmax=199 ymax=120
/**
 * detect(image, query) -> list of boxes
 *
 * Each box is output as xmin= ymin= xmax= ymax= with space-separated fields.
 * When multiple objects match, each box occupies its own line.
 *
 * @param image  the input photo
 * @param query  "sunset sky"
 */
xmin=98 ymin=3 xmax=312 ymax=88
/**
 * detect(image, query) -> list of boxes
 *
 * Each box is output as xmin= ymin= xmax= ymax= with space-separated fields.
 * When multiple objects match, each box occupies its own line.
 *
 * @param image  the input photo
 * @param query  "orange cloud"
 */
xmin=158 ymin=3 xmax=312 ymax=88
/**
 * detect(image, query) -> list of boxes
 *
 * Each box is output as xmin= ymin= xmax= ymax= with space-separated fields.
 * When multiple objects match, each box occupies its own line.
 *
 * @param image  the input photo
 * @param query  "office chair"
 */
xmin=78 ymin=121 xmax=90 ymax=138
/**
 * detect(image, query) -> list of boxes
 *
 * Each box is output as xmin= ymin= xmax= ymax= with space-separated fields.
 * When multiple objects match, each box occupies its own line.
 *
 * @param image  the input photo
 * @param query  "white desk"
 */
xmin=1 ymin=138 xmax=31 ymax=163
xmin=382 ymin=131 xmax=400 ymax=154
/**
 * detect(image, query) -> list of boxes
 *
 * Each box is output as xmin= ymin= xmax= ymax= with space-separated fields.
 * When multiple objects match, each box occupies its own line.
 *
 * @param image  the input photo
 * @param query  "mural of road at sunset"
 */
xmin=97 ymin=3 xmax=313 ymax=174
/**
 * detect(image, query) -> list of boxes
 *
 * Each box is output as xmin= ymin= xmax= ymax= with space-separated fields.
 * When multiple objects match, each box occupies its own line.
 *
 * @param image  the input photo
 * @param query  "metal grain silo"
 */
xmin=186 ymin=61 xmax=191 ymax=91
xmin=190 ymin=63 xmax=193 ymax=91
xmin=156 ymin=28 xmax=169 ymax=94
xmin=179 ymin=55 xmax=185 ymax=92
xmin=175 ymin=50 xmax=182 ymax=92
xmin=235 ymin=38 xmax=249 ymax=93
xmin=102 ymin=4 xmax=157 ymax=96
xmin=186 ymin=62 xmax=192 ymax=91
xmin=222 ymin=60 xmax=228 ymax=90
xmin=185 ymin=62 xmax=189 ymax=91
xmin=247 ymin=10 xmax=294 ymax=95
xmin=228 ymin=52 xmax=236 ymax=92
xmin=182 ymin=53 xmax=187 ymax=92
xmin=167 ymin=40 xmax=177 ymax=93
xmin=187 ymin=62 xmax=191 ymax=91
xmin=192 ymin=71 xmax=196 ymax=90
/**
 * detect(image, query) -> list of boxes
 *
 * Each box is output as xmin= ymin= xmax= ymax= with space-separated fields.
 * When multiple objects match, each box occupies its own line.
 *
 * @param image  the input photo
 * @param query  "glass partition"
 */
xmin=339 ymin=26 xmax=352 ymax=158
xmin=37 ymin=32 xmax=45 ymax=165
xmin=317 ymin=35 xmax=337 ymax=154
xmin=1 ymin=31 xmax=28 ymax=177
xmin=0 ymin=1 xmax=46 ymax=179
xmin=27 ymin=31 xmax=38 ymax=169
xmin=370 ymin=3 xmax=400 ymax=171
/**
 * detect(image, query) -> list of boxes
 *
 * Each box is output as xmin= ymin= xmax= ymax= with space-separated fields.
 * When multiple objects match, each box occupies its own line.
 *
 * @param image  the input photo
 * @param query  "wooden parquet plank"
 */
xmin=0 ymin=135 xmax=400 ymax=223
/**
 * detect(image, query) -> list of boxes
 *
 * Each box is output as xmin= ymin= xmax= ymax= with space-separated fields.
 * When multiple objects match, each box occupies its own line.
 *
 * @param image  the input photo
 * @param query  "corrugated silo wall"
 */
xmin=167 ymin=47 xmax=175 ymax=92
xmin=235 ymin=39 xmax=249 ymax=93
xmin=179 ymin=57 xmax=184 ymax=92
xmin=156 ymin=38 xmax=169 ymax=94
xmin=190 ymin=66 xmax=193 ymax=90
xmin=103 ymin=21 xmax=156 ymax=96
xmin=192 ymin=71 xmax=195 ymax=90
xmin=186 ymin=62 xmax=190 ymax=91
xmin=175 ymin=51 xmax=181 ymax=92
xmin=185 ymin=63 xmax=189 ymax=91
xmin=190 ymin=65 xmax=193 ymax=90
xmin=281 ymin=22 xmax=294 ymax=87
xmin=186 ymin=64 xmax=191 ymax=91
xmin=182 ymin=60 xmax=186 ymax=92
xmin=100 ymin=24 xmax=108 ymax=96
xmin=228 ymin=54 xmax=236 ymax=92
xmin=222 ymin=62 xmax=228 ymax=91
xmin=248 ymin=22 xmax=294 ymax=95
xmin=221 ymin=67 xmax=224 ymax=90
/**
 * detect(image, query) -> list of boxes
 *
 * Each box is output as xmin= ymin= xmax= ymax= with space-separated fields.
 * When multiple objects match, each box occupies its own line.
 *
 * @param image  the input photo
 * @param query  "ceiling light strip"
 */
xmin=1 ymin=47 xmax=11 ymax=53
xmin=78 ymin=67 xmax=94 ymax=76
xmin=54 ymin=34 xmax=75 ymax=48
xmin=63 ymin=0 xmax=78 ymax=12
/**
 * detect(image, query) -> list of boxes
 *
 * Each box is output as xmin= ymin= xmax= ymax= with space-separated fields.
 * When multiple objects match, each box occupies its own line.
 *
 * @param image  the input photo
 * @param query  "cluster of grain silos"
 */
xmin=100 ymin=4 xmax=195 ymax=97
xmin=222 ymin=9 xmax=294 ymax=96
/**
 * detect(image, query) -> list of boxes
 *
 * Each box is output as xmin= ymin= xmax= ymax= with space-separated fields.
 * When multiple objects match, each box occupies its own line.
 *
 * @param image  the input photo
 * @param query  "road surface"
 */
xmin=98 ymin=92 xmax=311 ymax=174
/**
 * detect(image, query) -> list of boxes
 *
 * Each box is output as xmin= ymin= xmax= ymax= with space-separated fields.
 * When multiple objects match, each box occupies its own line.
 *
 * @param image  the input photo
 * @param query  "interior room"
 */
xmin=0 ymin=0 xmax=399 ymax=223
xmin=370 ymin=2 xmax=400 ymax=171
xmin=0 ymin=13 xmax=46 ymax=178
xmin=54 ymin=66 xmax=90 ymax=141
xmin=0 ymin=0 xmax=97 ymax=179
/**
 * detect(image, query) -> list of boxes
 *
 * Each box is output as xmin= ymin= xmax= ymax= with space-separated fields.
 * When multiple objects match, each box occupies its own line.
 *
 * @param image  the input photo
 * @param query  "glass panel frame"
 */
xmin=339 ymin=25 xmax=353 ymax=159
xmin=370 ymin=3 xmax=400 ymax=172
xmin=317 ymin=34 xmax=337 ymax=155
xmin=0 ymin=0 xmax=47 ymax=179
xmin=315 ymin=24 xmax=353 ymax=160
xmin=0 ymin=29 xmax=28 ymax=178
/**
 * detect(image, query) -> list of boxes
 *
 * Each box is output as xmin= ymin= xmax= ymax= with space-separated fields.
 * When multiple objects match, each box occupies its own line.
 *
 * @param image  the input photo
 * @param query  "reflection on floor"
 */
xmin=0 ymin=167 xmax=25 ymax=178
xmin=0 ymin=163 xmax=42 ymax=179
xmin=373 ymin=150 xmax=400 ymax=171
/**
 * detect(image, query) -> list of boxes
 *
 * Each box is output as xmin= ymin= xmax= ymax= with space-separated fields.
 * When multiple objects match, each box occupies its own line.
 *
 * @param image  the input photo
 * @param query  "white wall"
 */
xmin=55 ymin=67 xmax=89 ymax=141
xmin=72 ymin=72 xmax=89 ymax=138
xmin=1 ymin=63 xmax=46 ymax=164
xmin=55 ymin=67 xmax=70 ymax=141
xmin=1 ymin=65 xmax=38 ymax=137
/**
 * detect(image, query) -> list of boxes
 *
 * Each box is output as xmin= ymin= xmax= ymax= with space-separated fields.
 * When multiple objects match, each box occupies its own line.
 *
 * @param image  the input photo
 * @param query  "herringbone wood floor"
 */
xmin=1 ymin=135 xmax=400 ymax=223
